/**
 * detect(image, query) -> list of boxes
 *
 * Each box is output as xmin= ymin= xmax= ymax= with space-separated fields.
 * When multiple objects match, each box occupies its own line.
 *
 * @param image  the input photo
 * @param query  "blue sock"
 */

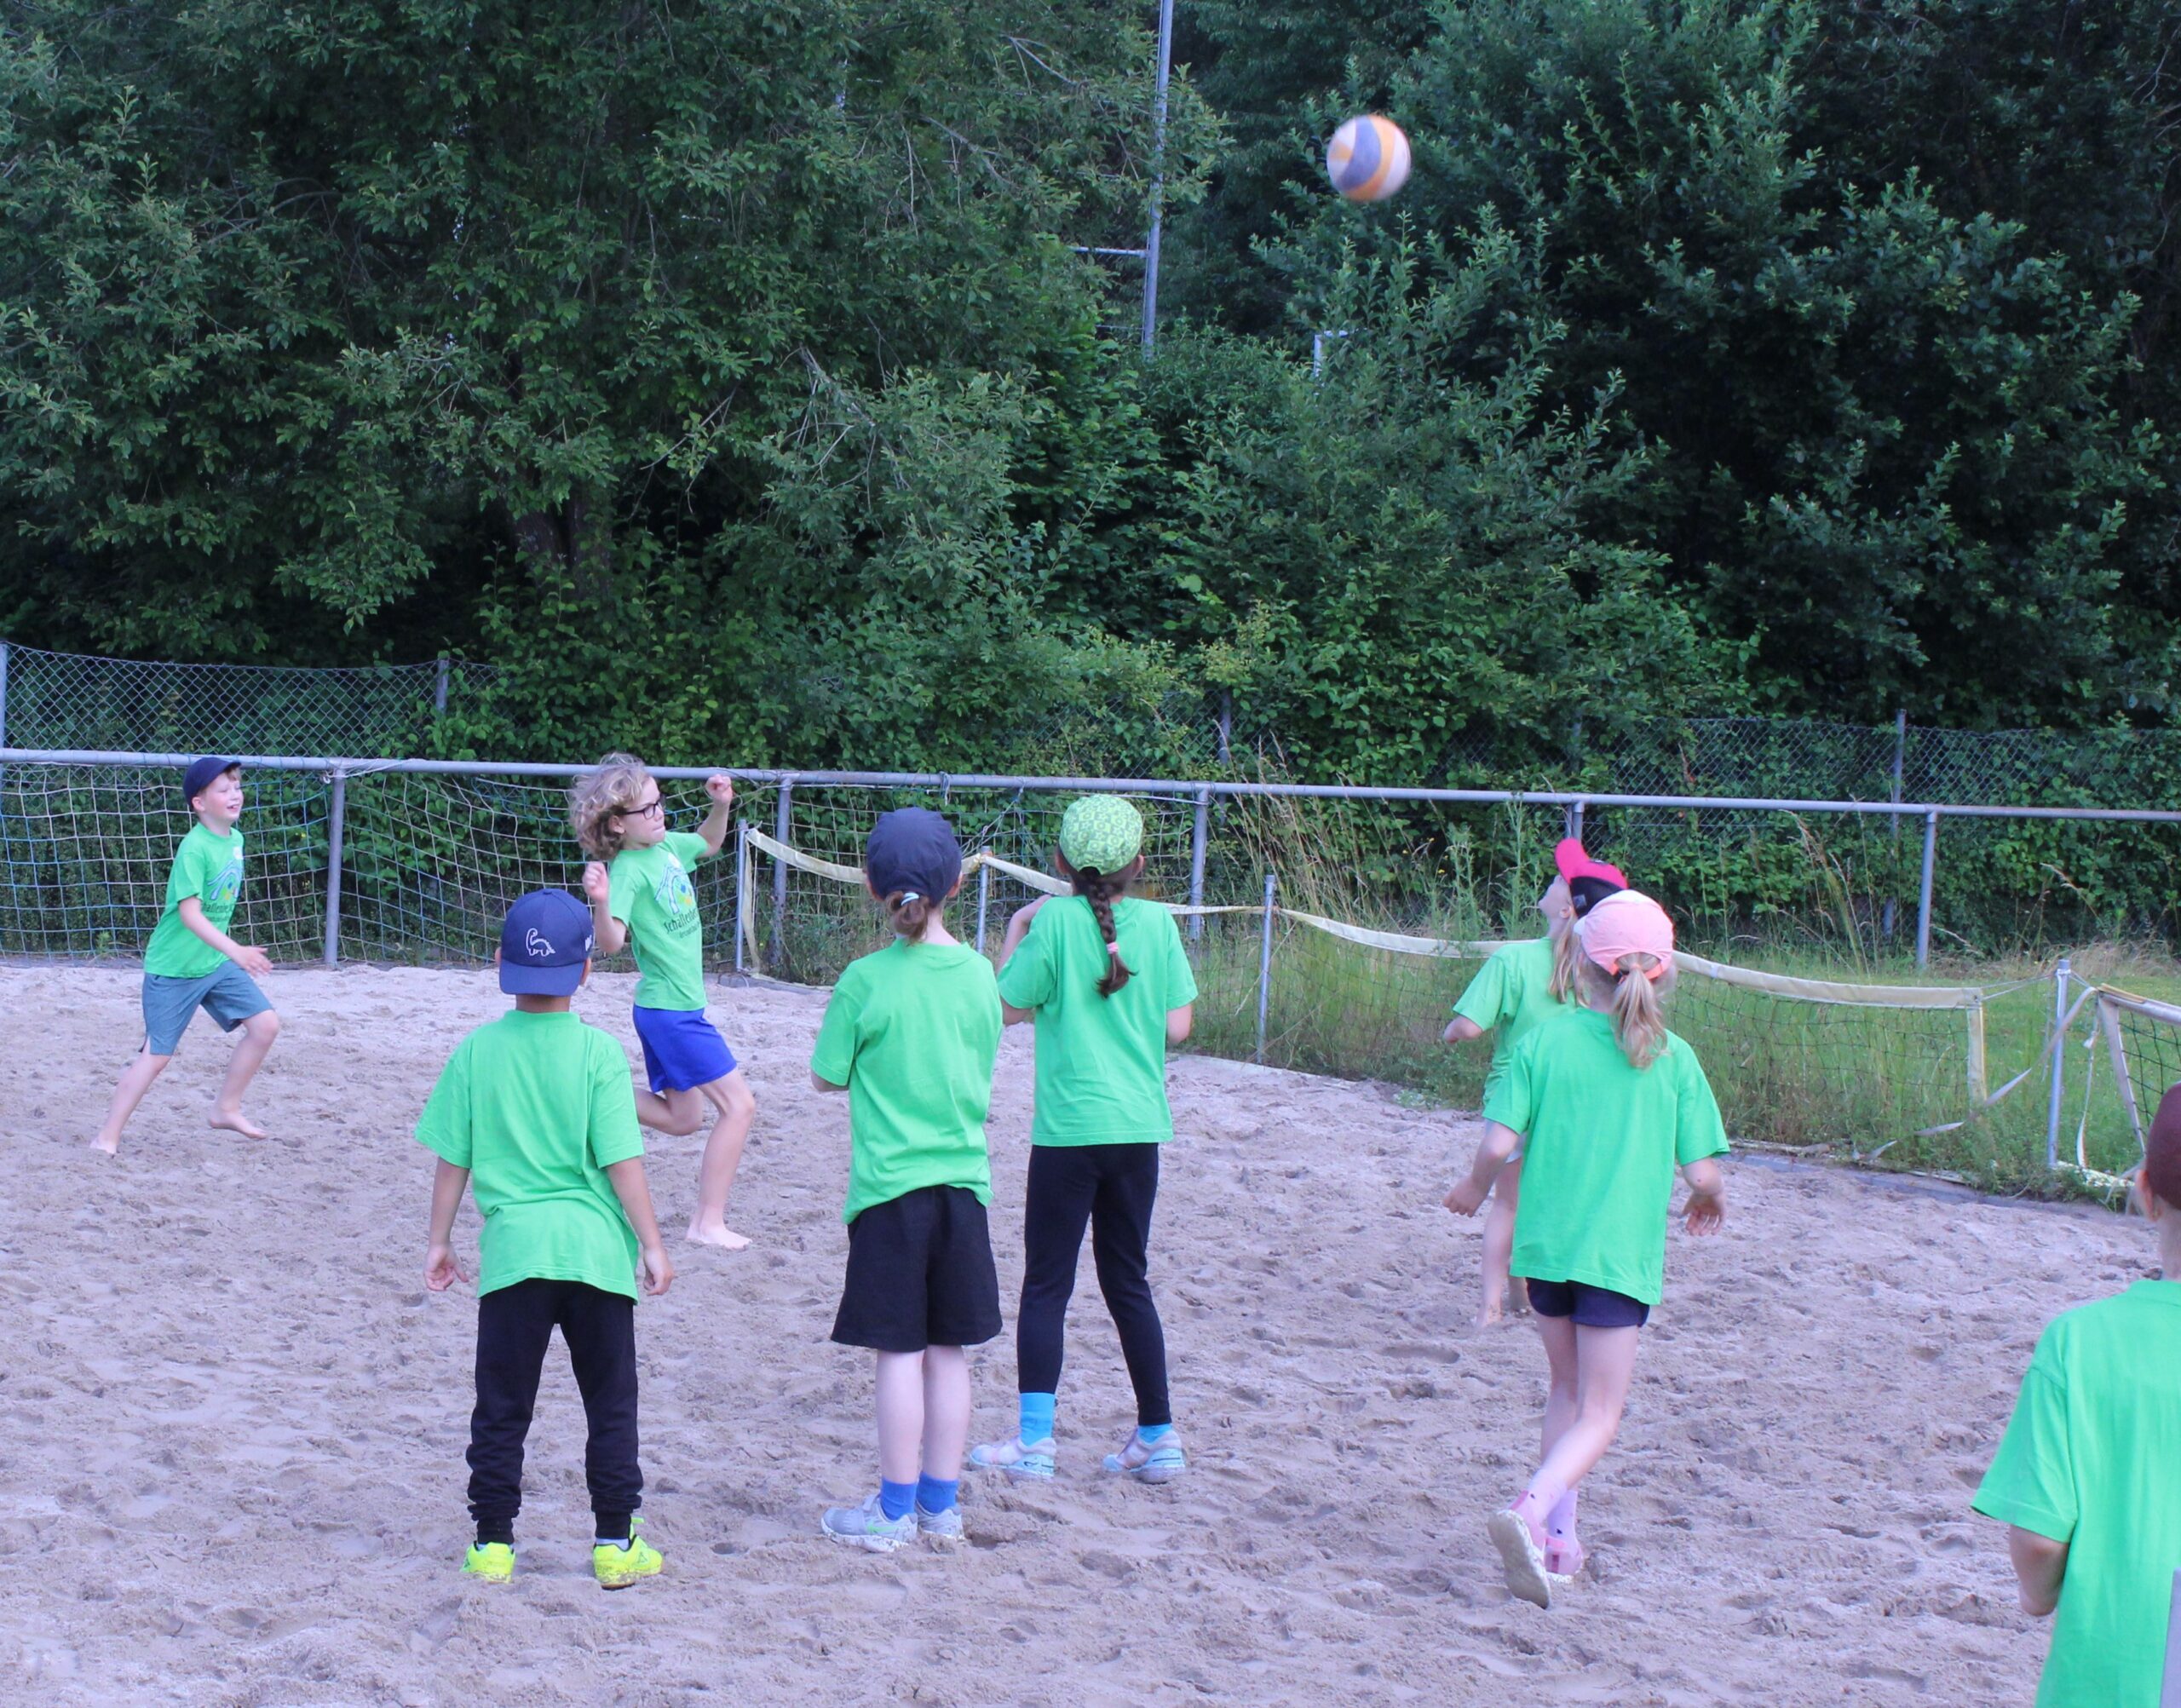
xmin=1137 ymin=1423 xmax=1172 ymax=1444
xmin=878 ymin=1479 xmax=916 ymax=1521
xmin=915 ymin=1474 xmax=958 ymax=1515
xmin=1018 ymin=1391 xmax=1057 ymax=1445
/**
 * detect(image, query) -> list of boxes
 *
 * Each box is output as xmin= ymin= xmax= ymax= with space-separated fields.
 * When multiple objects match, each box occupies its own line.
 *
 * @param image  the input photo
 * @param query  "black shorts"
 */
xmin=832 ymin=1185 xmax=1003 ymax=1353
xmin=1522 ymin=1277 xmax=1651 ymax=1328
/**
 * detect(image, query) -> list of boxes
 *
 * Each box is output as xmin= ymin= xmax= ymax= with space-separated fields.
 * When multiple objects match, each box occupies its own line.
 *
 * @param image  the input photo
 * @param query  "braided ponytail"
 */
xmin=1070 ymin=855 xmax=1146 ymax=998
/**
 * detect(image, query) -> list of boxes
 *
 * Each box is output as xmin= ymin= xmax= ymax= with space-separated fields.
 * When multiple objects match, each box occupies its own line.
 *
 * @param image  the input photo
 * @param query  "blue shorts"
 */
xmin=141 ymin=963 xmax=271 ymax=1056
xmin=631 ymin=1006 xmax=738 ymax=1094
xmin=1522 ymin=1277 xmax=1651 ymax=1329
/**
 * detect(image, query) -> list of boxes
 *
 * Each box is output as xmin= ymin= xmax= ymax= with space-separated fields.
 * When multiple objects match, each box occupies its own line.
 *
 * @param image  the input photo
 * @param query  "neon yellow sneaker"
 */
xmin=463 ymin=1541 xmax=515 ymax=1583
xmin=592 ymin=1519 xmax=663 ymax=1590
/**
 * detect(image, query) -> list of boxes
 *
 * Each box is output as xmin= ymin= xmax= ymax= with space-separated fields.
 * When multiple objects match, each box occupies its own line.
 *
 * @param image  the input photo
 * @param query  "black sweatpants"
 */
xmin=1016 ymin=1142 xmax=1170 ymax=1426
xmin=468 ymin=1278 xmax=641 ymax=1544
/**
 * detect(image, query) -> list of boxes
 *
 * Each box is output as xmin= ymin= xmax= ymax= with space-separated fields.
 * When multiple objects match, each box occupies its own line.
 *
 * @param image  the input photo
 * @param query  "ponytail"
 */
xmin=1578 ymin=951 xmax=1674 ymax=1067
xmin=886 ymin=891 xmax=935 ymax=941
xmin=1070 ymin=855 xmax=1145 ymax=998
xmin=1548 ymin=915 xmax=1583 ymax=1003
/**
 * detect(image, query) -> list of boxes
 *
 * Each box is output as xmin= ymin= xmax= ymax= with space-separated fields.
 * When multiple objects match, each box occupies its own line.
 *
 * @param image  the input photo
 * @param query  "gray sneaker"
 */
xmin=1102 ymin=1426 xmax=1186 ymax=1484
xmin=821 ymin=1492 xmax=916 ymax=1553
xmin=915 ymin=1503 xmax=965 ymax=1544
xmin=968 ymin=1435 xmax=1056 ymax=1480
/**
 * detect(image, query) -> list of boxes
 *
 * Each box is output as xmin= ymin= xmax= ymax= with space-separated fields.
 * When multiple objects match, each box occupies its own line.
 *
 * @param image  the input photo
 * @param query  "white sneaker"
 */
xmin=967 ymin=1435 xmax=1056 ymax=1480
xmin=1102 ymin=1426 xmax=1186 ymax=1484
xmin=820 ymin=1492 xmax=916 ymax=1552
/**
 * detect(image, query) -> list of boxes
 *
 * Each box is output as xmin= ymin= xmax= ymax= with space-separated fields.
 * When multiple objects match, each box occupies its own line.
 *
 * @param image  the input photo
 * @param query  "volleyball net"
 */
xmin=0 ymin=755 xmax=2170 ymax=1190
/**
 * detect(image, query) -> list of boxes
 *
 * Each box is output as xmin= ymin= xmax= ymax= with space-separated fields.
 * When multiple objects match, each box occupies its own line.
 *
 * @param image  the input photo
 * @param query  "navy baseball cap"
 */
xmin=866 ymin=808 xmax=963 ymax=907
xmin=182 ymin=756 xmax=240 ymax=803
xmin=499 ymin=889 xmax=596 ymax=995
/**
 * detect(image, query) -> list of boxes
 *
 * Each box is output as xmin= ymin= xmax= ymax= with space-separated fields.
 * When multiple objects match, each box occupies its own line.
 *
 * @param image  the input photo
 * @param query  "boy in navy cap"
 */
xmin=94 ymin=756 xmax=281 ymax=1154
xmin=417 ymin=889 xmax=675 ymax=1588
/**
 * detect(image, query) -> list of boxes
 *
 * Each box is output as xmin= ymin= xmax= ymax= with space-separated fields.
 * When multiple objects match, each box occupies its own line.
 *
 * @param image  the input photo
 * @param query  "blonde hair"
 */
xmin=1546 ymin=908 xmax=1583 ymax=1003
xmin=1577 ymin=950 xmax=1676 ymax=1068
xmin=570 ymin=752 xmax=655 ymax=860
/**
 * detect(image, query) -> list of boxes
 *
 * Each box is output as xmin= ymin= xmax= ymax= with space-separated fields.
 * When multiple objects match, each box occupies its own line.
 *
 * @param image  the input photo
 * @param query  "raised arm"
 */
xmin=696 ymin=773 xmax=736 ymax=859
xmin=604 ymin=1157 xmax=673 ymax=1296
xmin=2005 ymin=1527 xmax=2068 ymax=1617
xmin=1443 ymin=1120 xmax=1522 ymax=1216
xmin=180 ymin=896 xmax=271 ymax=978
xmin=583 ymin=862 xmax=629 ymax=957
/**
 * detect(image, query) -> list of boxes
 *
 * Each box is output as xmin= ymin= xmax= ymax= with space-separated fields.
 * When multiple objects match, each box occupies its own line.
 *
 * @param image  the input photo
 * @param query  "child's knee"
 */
xmin=720 ymin=1076 xmax=757 ymax=1119
xmin=249 ymin=1009 xmax=282 ymax=1042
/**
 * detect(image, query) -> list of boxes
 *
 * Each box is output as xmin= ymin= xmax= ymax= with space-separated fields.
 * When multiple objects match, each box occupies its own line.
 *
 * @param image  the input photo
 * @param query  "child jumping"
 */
xmin=970 ymin=795 xmax=1199 ymax=1485
xmin=94 ymin=756 xmax=282 ymax=1154
xmin=1443 ymin=890 xmax=1726 ymax=1608
xmin=573 ymin=754 xmax=758 ymax=1249
xmin=418 ymin=888 xmax=674 ymax=1589
xmin=1444 ymin=837 xmax=1626 ymax=1325
xmin=810 ymin=808 xmax=1003 ymax=1551
xmin=1971 ymin=1083 xmax=2181 ymax=1705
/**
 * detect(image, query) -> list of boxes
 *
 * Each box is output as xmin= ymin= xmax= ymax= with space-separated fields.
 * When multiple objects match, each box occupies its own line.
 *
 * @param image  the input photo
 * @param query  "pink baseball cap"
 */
xmin=1579 ymin=891 xmax=1674 ymax=980
xmin=1555 ymin=837 xmax=1627 ymax=889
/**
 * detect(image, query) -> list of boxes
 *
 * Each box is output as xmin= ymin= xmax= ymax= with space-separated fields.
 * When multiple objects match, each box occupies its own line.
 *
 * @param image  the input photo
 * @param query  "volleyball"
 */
xmin=1325 ymin=114 xmax=1411 ymax=203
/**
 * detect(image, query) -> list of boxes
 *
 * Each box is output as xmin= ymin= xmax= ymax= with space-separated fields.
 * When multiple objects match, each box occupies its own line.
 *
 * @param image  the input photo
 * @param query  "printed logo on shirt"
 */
xmin=652 ymin=860 xmax=698 ymax=926
xmin=208 ymin=858 xmax=244 ymax=908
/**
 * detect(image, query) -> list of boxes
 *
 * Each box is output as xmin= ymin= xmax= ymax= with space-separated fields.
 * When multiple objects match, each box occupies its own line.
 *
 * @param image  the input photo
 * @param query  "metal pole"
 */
xmin=2046 ymin=957 xmax=2072 ymax=1174
xmin=1567 ymin=799 xmax=1585 ymax=844
xmin=1883 ymin=710 xmax=1906 ymax=940
xmin=1188 ymin=786 xmax=1209 ymax=940
xmin=321 ymin=770 xmax=347 ymax=968
xmin=1914 ymin=810 xmax=1938 ymax=969
xmin=771 ymin=779 xmax=792 ymax=971
xmin=1255 ymin=869 xmax=1277 ymax=1064
xmin=976 ymin=861 xmax=991 ymax=956
xmin=733 ymin=821 xmax=750 ymax=977
xmin=434 ymin=657 xmax=450 ymax=717
xmin=0 ymin=640 xmax=10 ymax=750
xmin=1139 ymin=0 xmax=1174 ymax=357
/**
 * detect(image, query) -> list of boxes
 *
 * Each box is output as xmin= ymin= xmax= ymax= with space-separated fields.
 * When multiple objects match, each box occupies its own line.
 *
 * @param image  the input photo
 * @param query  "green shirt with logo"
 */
xmin=1973 ymin=1279 xmax=2181 ymax=1708
xmin=607 ymin=831 xmax=711 ymax=1010
xmin=415 ymin=1010 xmax=647 ymax=1299
xmin=996 ymin=895 xmax=1199 ymax=1147
xmin=144 ymin=824 xmax=246 ymax=980
xmin=810 ymin=940 xmax=1001 ymax=1223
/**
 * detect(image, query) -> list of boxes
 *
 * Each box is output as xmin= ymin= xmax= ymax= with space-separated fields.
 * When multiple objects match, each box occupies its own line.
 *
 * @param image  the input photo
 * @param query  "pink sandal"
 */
xmin=1545 ymin=1537 xmax=1586 ymax=1579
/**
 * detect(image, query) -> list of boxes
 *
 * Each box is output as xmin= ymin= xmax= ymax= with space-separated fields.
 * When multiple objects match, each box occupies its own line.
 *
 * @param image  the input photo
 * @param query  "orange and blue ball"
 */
xmin=1325 ymin=115 xmax=1412 ymax=203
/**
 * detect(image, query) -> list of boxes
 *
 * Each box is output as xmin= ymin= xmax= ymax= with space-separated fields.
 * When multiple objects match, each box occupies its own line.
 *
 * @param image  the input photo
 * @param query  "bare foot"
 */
xmin=1473 ymin=1297 xmax=1505 ymax=1329
xmin=89 ymin=1131 xmax=119 ymax=1156
xmin=686 ymin=1219 xmax=750 ymax=1251
xmin=209 ymin=1109 xmax=268 ymax=1140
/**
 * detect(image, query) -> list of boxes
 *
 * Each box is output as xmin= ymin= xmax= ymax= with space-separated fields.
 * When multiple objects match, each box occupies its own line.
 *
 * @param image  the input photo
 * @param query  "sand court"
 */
xmin=0 ymin=963 xmax=2135 ymax=1705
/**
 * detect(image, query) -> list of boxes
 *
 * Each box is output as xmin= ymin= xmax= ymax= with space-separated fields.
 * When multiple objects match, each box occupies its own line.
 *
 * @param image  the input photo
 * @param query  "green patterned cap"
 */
xmin=1058 ymin=795 xmax=1144 ymax=874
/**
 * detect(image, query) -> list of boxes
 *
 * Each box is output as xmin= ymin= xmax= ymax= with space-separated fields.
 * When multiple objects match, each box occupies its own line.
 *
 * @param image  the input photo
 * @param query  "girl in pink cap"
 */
xmin=1443 ymin=890 xmax=1729 ymax=1608
xmin=1443 ymin=839 xmax=1626 ymax=1326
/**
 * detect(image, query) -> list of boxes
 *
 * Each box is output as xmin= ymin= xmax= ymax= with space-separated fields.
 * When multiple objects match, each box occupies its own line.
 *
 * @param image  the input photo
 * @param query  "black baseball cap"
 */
xmin=499 ymin=889 xmax=596 ymax=995
xmin=866 ymin=808 xmax=963 ymax=906
xmin=182 ymin=756 xmax=240 ymax=804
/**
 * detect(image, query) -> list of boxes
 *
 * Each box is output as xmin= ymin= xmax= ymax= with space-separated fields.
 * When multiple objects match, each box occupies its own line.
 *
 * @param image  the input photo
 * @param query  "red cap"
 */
xmin=1555 ymin=837 xmax=1626 ymax=889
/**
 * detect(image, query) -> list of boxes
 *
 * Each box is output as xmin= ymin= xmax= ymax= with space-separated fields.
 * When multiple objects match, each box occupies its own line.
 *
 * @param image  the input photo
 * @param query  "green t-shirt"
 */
xmin=607 ymin=830 xmax=711 ymax=1010
xmin=996 ymin=896 xmax=1200 ymax=1147
xmin=1972 ymin=1280 xmax=2181 ymax=1708
xmin=810 ymin=940 xmax=1001 ymax=1224
xmin=414 ymin=1009 xmax=647 ymax=1299
xmin=1482 ymin=1008 xmax=1729 ymax=1305
xmin=1452 ymin=936 xmax=1567 ymax=1093
xmin=143 ymin=823 xmax=246 ymax=980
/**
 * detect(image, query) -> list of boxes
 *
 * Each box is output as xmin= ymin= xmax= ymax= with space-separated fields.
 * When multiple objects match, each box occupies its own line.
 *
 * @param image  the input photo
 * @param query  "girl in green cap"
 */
xmin=970 ymin=794 xmax=1200 ymax=1485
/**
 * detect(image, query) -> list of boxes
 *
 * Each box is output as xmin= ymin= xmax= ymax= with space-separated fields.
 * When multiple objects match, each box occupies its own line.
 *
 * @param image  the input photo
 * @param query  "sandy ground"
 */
xmin=0 ymin=963 xmax=2148 ymax=1706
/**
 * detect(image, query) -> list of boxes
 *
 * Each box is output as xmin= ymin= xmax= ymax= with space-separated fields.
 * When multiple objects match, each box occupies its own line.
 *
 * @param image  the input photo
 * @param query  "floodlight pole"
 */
xmin=1140 ymin=0 xmax=1175 ymax=357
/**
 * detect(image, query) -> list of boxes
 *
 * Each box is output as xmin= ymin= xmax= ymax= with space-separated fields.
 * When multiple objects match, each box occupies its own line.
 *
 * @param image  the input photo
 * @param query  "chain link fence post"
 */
xmin=1188 ymin=786 xmax=1210 ymax=940
xmin=322 ymin=768 xmax=347 ymax=969
xmin=0 ymin=640 xmax=10 ymax=750
xmin=1256 ymin=869 xmax=1277 ymax=1064
xmin=1915 ymin=810 xmax=1939 ymax=969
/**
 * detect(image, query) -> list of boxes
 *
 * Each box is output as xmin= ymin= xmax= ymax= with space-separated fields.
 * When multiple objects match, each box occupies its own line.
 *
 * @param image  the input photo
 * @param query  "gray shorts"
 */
xmin=141 ymin=963 xmax=271 ymax=1056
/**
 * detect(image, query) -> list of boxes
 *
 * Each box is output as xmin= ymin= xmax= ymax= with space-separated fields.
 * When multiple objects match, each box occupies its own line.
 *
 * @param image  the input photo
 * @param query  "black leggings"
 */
xmin=1016 ymin=1143 xmax=1169 ymax=1426
xmin=468 ymin=1278 xmax=641 ymax=1544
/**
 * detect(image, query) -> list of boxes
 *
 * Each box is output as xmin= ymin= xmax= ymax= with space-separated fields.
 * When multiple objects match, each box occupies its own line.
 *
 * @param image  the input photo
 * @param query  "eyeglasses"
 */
xmin=619 ymin=796 xmax=665 ymax=820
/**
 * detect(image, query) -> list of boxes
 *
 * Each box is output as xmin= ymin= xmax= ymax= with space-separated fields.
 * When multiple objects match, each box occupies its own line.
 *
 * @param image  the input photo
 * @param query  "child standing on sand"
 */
xmin=94 ymin=756 xmax=282 ymax=1154
xmin=1444 ymin=838 xmax=1626 ymax=1325
xmin=810 ymin=808 xmax=1003 ymax=1551
xmin=419 ymin=889 xmax=673 ymax=1589
xmin=1971 ymin=1084 xmax=2181 ymax=1705
xmin=1443 ymin=891 xmax=1726 ymax=1608
xmin=970 ymin=795 xmax=1199 ymax=1485
xmin=574 ymin=755 xmax=758 ymax=1249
